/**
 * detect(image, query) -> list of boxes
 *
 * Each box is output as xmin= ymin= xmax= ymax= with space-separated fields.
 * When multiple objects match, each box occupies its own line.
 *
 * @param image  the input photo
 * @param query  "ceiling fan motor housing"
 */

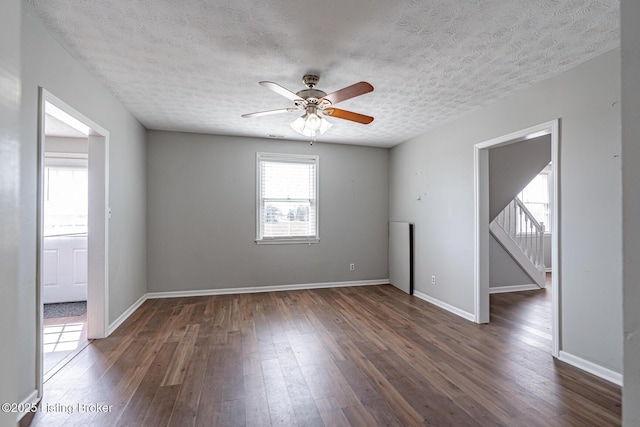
xmin=298 ymin=75 xmax=328 ymax=105
xmin=302 ymin=74 xmax=320 ymax=88
xmin=296 ymin=88 xmax=328 ymax=104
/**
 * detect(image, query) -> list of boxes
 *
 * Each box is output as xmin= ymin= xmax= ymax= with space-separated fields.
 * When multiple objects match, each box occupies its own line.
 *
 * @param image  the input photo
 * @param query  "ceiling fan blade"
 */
xmin=259 ymin=81 xmax=303 ymax=102
xmin=321 ymin=81 xmax=374 ymax=105
xmin=242 ymin=107 xmax=299 ymax=118
xmin=323 ymin=108 xmax=374 ymax=124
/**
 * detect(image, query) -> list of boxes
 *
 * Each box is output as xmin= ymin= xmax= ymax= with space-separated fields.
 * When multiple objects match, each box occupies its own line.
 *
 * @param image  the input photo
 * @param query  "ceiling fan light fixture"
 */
xmin=290 ymin=115 xmax=307 ymax=134
xmin=290 ymin=112 xmax=332 ymax=137
xmin=305 ymin=112 xmax=322 ymax=131
xmin=317 ymin=116 xmax=333 ymax=134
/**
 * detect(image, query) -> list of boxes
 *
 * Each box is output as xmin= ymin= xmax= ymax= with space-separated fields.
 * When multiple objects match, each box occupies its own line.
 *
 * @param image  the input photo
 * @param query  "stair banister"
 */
xmin=491 ymin=196 xmax=546 ymax=288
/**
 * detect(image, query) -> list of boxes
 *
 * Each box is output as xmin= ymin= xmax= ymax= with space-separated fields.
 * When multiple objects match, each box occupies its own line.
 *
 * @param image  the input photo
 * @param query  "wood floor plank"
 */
xmin=194 ymin=348 xmax=224 ymax=427
xmin=218 ymin=399 xmax=246 ymax=427
xmin=116 ymin=341 xmax=179 ymax=426
xmin=243 ymin=372 xmax=271 ymax=427
xmin=315 ymin=397 xmax=351 ymax=427
xmin=333 ymin=358 xmax=405 ymax=426
xmin=24 ymin=283 xmax=622 ymax=427
xmin=141 ymin=385 xmax=180 ymax=427
xmin=240 ymin=319 xmax=262 ymax=377
xmin=167 ymin=357 xmax=208 ymax=427
xmin=369 ymin=350 xmax=478 ymax=426
xmin=91 ymin=365 xmax=148 ymax=426
xmin=274 ymin=347 xmax=324 ymax=427
xmin=162 ymin=323 xmax=200 ymax=386
xmin=337 ymin=339 xmax=425 ymax=426
xmin=261 ymin=358 xmax=298 ymax=426
xmin=221 ymin=332 xmax=246 ymax=402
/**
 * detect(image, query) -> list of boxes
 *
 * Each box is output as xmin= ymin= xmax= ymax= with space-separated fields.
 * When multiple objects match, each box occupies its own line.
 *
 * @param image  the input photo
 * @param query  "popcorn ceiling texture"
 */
xmin=45 ymin=114 xmax=87 ymax=138
xmin=26 ymin=0 xmax=619 ymax=147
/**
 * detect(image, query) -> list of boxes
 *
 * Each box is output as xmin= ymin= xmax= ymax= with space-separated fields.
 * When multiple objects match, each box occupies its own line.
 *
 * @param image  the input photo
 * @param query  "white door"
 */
xmin=43 ymin=235 xmax=88 ymax=303
xmin=42 ymin=161 xmax=88 ymax=304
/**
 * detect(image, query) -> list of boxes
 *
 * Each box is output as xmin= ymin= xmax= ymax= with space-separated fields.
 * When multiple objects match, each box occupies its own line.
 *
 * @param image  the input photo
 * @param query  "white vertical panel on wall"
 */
xmin=389 ymin=222 xmax=413 ymax=295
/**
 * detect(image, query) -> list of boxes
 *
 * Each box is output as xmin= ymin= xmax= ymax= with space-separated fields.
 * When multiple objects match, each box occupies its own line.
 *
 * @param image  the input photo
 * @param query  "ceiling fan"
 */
xmin=242 ymin=75 xmax=374 ymax=142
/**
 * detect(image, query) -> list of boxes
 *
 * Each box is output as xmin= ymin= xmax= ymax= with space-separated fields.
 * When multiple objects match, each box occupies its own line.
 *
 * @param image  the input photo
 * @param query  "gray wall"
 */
xmin=489 ymin=236 xmax=534 ymax=288
xmin=622 ymin=0 xmax=640 ymax=423
xmin=390 ymin=48 xmax=622 ymax=373
xmin=489 ymin=134 xmax=551 ymax=220
xmin=489 ymin=233 xmax=552 ymax=289
xmin=146 ymin=131 xmax=389 ymax=292
xmin=0 ymin=0 xmax=20 ymax=423
xmin=45 ymin=136 xmax=89 ymax=154
xmin=18 ymin=11 xmax=147 ymax=403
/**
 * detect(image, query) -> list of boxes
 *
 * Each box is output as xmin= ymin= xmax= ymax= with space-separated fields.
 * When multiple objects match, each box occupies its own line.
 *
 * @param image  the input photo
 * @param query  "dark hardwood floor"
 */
xmin=22 ymin=282 xmax=621 ymax=426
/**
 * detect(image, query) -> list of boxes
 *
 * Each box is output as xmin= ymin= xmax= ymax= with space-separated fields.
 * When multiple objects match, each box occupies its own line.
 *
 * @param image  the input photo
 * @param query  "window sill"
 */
xmin=256 ymin=238 xmax=319 ymax=245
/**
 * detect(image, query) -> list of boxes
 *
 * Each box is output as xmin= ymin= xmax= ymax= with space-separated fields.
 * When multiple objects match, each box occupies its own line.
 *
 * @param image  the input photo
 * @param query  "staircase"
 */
xmin=490 ymin=197 xmax=546 ymax=288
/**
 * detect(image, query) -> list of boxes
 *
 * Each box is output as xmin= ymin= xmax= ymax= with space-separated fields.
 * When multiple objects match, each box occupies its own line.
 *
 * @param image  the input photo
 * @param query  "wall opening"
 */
xmin=37 ymin=88 xmax=110 ymax=395
xmin=474 ymin=119 xmax=560 ymax=357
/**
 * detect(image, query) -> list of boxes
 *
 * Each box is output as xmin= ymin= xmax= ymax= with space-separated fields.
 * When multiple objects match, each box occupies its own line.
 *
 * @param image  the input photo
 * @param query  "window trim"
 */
xmin=255 ymin=152 xmax=319 ymax=244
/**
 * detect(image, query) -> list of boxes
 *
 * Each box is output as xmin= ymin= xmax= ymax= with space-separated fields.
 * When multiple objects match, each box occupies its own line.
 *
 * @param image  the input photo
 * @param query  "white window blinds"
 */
xmin=256 ymin=153 xmax=319 ymax=243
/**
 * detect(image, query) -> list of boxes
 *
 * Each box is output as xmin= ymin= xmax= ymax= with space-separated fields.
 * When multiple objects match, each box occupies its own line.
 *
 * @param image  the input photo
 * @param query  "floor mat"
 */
xmin=44 ymin=301 xmax=87 ymax=319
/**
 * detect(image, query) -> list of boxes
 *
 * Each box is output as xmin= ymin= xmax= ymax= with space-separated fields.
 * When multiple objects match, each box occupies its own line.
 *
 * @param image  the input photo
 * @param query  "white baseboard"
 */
xmin=558 ymin=351 xmax=623 ymax=386
xmin=16 ymin=389 xmax=39 ymax=422
xmin=413 ymin=290 xmax=475 ymax=322
xmin=146 ymin=279 xmax=389 ymax=299
xmin=489 ymin=284 xmax=541 ymax=294
xmin=108 ymin=294 xmax=148 ymax=335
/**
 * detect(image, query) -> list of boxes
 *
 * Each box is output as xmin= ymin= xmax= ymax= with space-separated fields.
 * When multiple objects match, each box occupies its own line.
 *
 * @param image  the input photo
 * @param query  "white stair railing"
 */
xmin=494 ymin=197 xmax=545 ymax=273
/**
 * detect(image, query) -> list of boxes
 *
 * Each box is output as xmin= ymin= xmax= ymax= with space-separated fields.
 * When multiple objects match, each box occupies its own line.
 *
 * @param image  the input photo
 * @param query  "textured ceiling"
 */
xmin=25 ymin=0 xmax=619 ymax=148
xmin=45 ymin=114 xmax=87 ymax=138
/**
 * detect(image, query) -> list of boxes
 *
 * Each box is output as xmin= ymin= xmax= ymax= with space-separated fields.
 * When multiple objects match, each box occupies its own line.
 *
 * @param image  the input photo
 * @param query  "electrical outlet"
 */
xmin=349 ymin=263 xmax=355 ymax=271
xmin=431 ymin=275 xmax=436 ymax=285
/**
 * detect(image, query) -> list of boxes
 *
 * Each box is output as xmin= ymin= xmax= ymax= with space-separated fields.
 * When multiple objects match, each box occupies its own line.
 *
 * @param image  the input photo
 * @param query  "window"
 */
xmin=44 ymin=164 xmax=88 ymax=237
xmin=518 ymin=168 xmax=551 ymax=233
xmin=256 ymin=152 xmax=319 ymax=244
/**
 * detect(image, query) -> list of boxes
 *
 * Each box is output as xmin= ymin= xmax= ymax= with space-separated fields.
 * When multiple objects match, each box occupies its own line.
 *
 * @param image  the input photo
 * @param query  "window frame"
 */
xmin=255 ymin=152 xmax=320 ymax=244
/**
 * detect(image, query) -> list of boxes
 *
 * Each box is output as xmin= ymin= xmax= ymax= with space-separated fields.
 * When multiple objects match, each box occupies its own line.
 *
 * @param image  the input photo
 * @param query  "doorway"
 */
xmin=41 ymin=129 xmax=89 ymax=379
xmin=474 ymin=119 xmax=560 ymax=357
xmin=37 ymin=88 xmax=109 ymax=393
